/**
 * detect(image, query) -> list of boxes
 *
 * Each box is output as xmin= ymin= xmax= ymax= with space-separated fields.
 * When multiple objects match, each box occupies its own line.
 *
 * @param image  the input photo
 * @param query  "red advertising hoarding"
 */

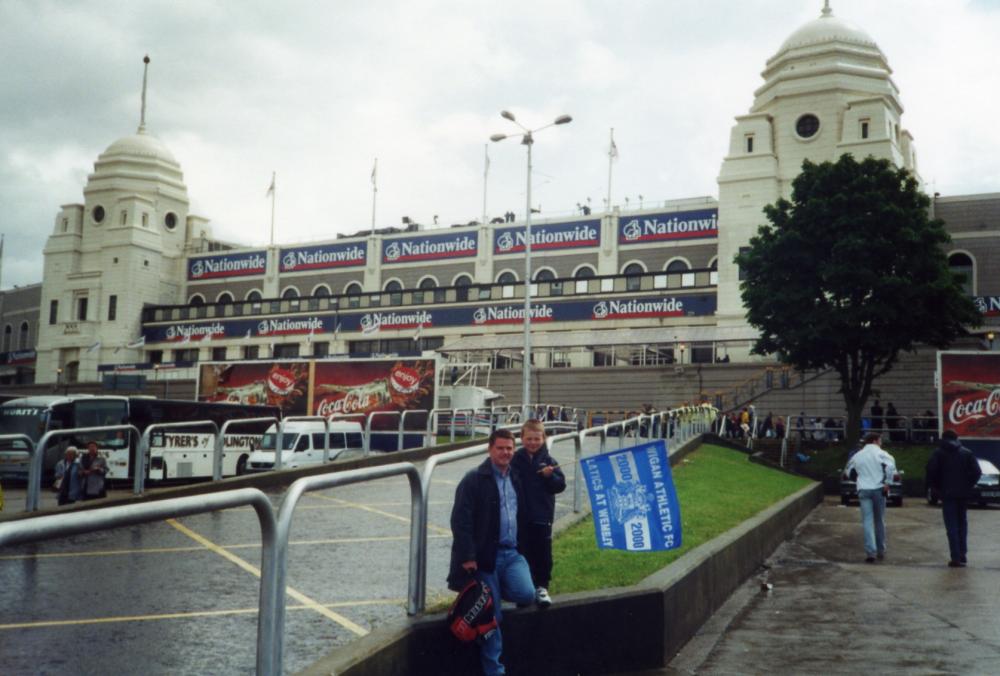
xmin=938 ymin=351 xmax=1000 ymax=440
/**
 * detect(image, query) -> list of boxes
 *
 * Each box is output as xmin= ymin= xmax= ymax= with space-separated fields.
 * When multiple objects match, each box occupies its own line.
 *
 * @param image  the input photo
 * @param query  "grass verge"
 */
xmin=550 ymin=444 xmax=811 ymax=594
xmin=793 ymin=442 xmax=934 ymax=481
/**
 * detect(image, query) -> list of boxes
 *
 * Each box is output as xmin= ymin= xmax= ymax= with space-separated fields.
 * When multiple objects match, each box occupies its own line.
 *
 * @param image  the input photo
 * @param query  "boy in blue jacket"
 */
xmin=511 ymin=419 xmax=566 ymax=606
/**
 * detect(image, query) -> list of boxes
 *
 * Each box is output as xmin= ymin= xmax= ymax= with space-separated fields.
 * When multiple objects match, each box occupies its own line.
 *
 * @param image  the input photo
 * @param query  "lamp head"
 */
xmin=490 ymin=133 xmax=507 ymax=142
xmin=554 ymin=114 xmax=572 ymax=125
xmin=988 ymin=331 xmax=996 ymax=341
xmin=500 ymin=110 xmax=516 ymax=122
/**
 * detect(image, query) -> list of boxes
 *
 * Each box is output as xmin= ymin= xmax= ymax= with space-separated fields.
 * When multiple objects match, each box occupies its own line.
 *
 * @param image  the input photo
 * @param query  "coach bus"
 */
xmin=0 ymin=395 xmax=279 ymax=483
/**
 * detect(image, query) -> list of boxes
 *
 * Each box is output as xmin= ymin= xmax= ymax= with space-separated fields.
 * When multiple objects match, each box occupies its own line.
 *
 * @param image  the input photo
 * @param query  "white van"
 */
xmin=246 ymin=420 xmax=364 ymax=472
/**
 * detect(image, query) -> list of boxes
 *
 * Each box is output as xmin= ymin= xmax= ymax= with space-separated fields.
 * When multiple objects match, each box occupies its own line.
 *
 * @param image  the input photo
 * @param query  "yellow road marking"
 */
xmin=167 ymin=519 xmax=369 ymax=636
xmin=305 ymin=492 xmax=452 ymax=535
xmin=0 ymin=599 xmax=404 ymax=631
xmin=0 ymin=534 xmax=451 ymax=562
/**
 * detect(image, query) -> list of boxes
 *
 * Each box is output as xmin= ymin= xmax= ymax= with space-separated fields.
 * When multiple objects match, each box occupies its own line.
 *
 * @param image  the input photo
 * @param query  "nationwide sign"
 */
xmin=188 ymin=251 xmax=268 ymax=280
xmin=975 ymin=296 xmax=1000 ymax=317
xmin=618 ymin=209 xmax=718 ymax=244
xmin=141 ymin=293 xmax=716 ymax=341
xmin=382 ymin=232 xmax=477 ymax=264
xmin=580 ymin=440 xmax=682 ymax=551
xmin=280 ymin=242 xmax=366 ymax=272
xmin=494 ymin=220 xmax=600 ymax=254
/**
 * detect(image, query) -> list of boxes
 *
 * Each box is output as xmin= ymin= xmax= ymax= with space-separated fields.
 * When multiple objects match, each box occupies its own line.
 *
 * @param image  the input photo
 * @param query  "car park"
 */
xmin=839 ymin=466 xmax=904 ymax=507
xmin=926 ymin=458 xmax=1000 ymax=507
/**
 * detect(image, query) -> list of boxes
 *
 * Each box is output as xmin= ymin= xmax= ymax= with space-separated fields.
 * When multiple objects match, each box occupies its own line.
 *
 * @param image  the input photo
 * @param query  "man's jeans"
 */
xmin=941 ymin=498 xmax=969 ymax=563
xmin=857 ymin=488 xmax=887 ymax=557
xmin=476 ymin=547 xmax=535 ymax=676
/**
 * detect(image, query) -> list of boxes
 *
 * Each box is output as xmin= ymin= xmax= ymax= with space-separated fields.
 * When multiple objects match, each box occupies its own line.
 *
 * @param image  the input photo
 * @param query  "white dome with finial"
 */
xmin=776 ymin=2 xmax=877 ymax=55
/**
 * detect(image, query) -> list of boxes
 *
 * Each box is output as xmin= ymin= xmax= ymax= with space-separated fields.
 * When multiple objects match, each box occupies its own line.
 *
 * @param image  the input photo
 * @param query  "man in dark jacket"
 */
xmin=448 ymin=429 xmax=534 ymax=675
xmin=926 ymin=430 xmax=982 ymax=567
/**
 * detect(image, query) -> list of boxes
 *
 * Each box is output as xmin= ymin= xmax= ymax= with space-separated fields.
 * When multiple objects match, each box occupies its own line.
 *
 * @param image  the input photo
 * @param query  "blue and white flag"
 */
xmin=580 ymin=439 xmax=682 ymax=551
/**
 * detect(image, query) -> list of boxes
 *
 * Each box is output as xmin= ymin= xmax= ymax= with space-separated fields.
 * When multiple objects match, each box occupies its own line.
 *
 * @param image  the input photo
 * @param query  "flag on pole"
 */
xmin=413 ymin=323 xmax=423 ymax=342
xmin=307 ymin=328 xmax=314 ymax=344
xmin=86 ymin=341 xmax=102 ymax=354
xmin=126 ymin=336 xmax=146 ymax=349
xmin=244 ymin=329 xmax=252 ymax=340
xmin=266 ymin=172 xmax=275 ymax=197
xmin=371 ymin=158 xmax=377 ymax=187
xmin=610 ymin=138 xmax=619 ymax=160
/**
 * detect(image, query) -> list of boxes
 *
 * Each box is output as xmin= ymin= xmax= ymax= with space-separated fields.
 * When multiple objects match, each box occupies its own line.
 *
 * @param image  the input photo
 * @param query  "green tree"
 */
xmin=736 ymin=154 xmax=980 ymax=443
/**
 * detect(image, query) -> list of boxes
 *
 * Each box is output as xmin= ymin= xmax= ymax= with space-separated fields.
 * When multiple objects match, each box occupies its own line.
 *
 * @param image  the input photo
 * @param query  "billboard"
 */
xmin=382 ymin=232 xmax=477 ymax=264
xmin=618 ymin=209 xmax=718 ymax=244
xmin=938 ymin=351 xmax=1000 ymax=440
xmin=493 ymin=220 xmax=601 ymax=255
xmin=279 ymin=242 xmax=367 ymax=272
xmin=188 ymin=251 xmax=268 ymax=280
xmin=197 ymin=358 xmax=437 ymax=426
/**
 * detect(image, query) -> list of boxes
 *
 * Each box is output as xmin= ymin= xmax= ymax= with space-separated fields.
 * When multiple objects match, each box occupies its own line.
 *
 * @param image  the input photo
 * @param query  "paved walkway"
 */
xmin=660 ymin=496 xmax=1000 ymax=675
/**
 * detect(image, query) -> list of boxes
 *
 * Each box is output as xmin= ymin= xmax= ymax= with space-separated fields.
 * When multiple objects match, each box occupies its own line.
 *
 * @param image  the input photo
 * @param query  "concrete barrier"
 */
xmin=299 ymin=478 xmax=823 ymax=675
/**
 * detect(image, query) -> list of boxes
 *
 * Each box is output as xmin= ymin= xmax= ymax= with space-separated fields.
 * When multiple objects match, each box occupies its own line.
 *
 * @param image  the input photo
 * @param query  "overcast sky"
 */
xmin=2 ymin=0 xmax=999 ymax=289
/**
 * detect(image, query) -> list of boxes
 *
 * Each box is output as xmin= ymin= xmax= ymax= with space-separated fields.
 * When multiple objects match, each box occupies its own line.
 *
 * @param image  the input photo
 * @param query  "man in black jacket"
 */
xmin=926 ymin=430 xmax=982 ymax=567
xmin=448 ymin=429 xmax=535 ymax=675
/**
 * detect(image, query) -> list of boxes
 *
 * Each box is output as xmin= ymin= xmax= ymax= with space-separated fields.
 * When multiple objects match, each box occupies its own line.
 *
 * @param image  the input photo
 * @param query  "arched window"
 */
xmin=534 ymin=269 xmax=555 ymax=281
xmin=454 ymin=274 xmax=472 ymax=302
xmin=216 ymin=292 xmax=234 ymax=304
xmin=666 ymin=259 xmax=694 ymax=288
xmin=384 ymin=280 xmax=403 ymax=306
xmin=623 ymin=263 xmax=645 ymax=292
xmin=665 ymin=259 xmax=689 ymax=273
xmin=534 ymin=268 xmax=561 ymax=296
xmin=497 ymin=271 xmax=517 ymax=284
xmin=948 ymin=252 xmax=974 ymax=295
xmin=416 ymin=277 xmax=440 ymax=304
xmin=19 ymin=322 xmax=29 ymax=349
xmin=574 ymin=265 xmax=595 ymax=293
xmin=188 ymin=294 xmax=205 ymax=306
xmin=345 ymin=282 xmax=363 ymax=308
xmin=2 ymin=325 xmax=11 ymax=352
xmin=281 ymin=287 xmax=300 ymax=299
xmin=312 ymin=285 xmax=331 ymax=297
xmin=246 ymin=290 xmax=262 ymax=302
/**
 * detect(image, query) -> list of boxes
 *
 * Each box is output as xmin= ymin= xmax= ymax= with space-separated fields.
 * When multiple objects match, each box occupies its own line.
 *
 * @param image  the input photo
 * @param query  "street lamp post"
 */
xmin=491 ymin=110 xmax=572 ymax=419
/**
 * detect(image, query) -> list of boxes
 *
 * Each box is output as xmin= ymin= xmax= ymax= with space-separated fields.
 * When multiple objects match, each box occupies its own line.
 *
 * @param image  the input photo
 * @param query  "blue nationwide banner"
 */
xmin=580 ymin=440 xmax=682 ymax=552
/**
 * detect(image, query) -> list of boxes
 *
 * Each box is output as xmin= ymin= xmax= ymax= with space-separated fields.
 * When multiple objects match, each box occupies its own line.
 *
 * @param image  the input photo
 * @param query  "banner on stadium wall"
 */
xmin=188 ymin=251 xmax=268 ymax=280
xmin=141 ymin=293 xmax=717 ymax=342
xmin=975 ymin=296 xmax=1000 ymax=317
xmin=279 ymin=242 xmax=367 ymax=272
xmin=580 ymin=440 xmax=682 ymax=552
xmin=382 ymin=232 xmax=478 ymax=264
xmin=938 ymin=352 xmax=1000 ymax=440
xmin=493 ymin=220 xmax=601 ymax=255
xmin=618 ymin=209 xmax=718 ymax=244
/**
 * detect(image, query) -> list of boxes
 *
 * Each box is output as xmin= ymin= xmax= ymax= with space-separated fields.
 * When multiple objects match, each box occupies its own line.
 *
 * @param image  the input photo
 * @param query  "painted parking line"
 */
xmin=304 ymin=492 xmax=452 ymax=535
xmin=168 ymin=519 xmax=370 ymax=636
xmin=0 ymin=598 xmax=405 ymax=631
xmin=0 ymin=534 xmax=451 ymax=562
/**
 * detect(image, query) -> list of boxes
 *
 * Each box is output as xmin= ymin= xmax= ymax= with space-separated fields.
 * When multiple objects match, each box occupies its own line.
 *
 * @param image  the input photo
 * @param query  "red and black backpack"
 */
xmin=446 ymin=576 xmax=497 ymax=643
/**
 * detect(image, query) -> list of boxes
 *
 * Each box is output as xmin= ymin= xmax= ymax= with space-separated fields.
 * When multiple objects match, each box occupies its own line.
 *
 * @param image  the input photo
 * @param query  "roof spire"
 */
xmin=822 ymin=1 xmax=832 ymax=17
xmin=138 ymin=54 xmax=150 ymax=134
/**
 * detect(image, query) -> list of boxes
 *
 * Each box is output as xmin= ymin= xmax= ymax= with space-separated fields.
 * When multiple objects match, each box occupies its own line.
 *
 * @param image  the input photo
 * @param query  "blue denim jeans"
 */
xmin=476 ymin=547 xmax=535 ymax=676
xmin=857 ymin=488 xmax=887 ymax=557
xmin=941 ymin=498 xmax=968 ymax=563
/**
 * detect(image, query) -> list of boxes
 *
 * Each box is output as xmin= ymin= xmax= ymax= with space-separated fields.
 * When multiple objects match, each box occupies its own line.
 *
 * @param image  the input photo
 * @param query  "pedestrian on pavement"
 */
xmin=925 ymin=430 xmax=982 ymax=567
xmin=511 ymin=419 xmax=566 ymax=608
xmin=870 ymin=400 xmax=884 ymax=434
xmin=448 ymin=428 xmax=535 ymax=675
xmin=80 ymin=441 xmax=108 ymax=501
xmin=55 ymin=447 xmax=83 ymax=505
xmin=845 ymin=432 xmax=897 ymax=562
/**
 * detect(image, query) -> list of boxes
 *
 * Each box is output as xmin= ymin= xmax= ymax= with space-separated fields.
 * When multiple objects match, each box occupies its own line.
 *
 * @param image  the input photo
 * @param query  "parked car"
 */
xmin=925 ymin=458 xmax=1000 ymax=507
xmin=839 ymin=466 xmax=904 ymax=507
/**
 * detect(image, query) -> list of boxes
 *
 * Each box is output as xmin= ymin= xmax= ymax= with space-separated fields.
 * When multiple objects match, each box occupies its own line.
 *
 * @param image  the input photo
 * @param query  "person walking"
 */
xmin=845 ymin=432 xmax=897 ymax=563
xmin=448 ymin=429 xmax=535 ymax=675
xmin=80 ymin=441 xmax=108 ymax=501
xmin=925 ymin=430 xmax=982 ymax=567
xmin=511 ymin=419 xmax=566 ymax=608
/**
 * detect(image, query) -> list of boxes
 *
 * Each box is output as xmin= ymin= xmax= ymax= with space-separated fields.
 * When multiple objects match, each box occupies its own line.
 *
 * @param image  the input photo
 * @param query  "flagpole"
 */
xmin=482 ymin=144 xmax=489 ymax=227
xmin=371 ymin=158 xmax=378 ymax=235
xmin=268 ymin=171 xmax=276 ymax=246
xmin=606 ymin=127 xmax=615 ymax=213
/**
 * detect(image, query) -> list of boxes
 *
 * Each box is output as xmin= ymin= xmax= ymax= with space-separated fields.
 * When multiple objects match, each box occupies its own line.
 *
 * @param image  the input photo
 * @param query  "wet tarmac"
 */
xmin=661 ymin=496 xmax=1000 ymax=675
xmin=0 ymin=437 xmax=594 ymax=675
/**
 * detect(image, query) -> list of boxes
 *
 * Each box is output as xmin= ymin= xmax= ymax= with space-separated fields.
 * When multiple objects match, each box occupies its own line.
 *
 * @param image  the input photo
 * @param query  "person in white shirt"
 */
xmin=845 ymin=432 xmax=897 ymax=562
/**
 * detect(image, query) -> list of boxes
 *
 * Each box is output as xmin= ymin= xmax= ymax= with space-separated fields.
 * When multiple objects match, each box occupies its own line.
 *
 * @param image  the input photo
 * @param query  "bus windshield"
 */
xmin=0 ymin=406 xmax=47 ymax=444
xmin=258 ymin=433 xmax=298 ymax=451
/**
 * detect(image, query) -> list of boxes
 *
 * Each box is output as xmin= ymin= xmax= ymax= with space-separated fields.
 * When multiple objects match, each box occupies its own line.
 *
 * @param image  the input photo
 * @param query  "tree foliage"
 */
xmin=736 ymin=154 xmax=980 ymax=442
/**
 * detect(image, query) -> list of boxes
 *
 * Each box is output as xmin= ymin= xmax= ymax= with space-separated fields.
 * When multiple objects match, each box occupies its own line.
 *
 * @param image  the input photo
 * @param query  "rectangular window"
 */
xmin=738 ymin=247 xmax=750 ymax=281
xmin=49 ymin=300 xmax=58 ymax=325
xmin=243 ymin=345 xmax=260 ymax=360
xmin=600 ymin=278 xmax=614 ymax=293
xmin=148 ymin=350 xmax=163 ymax=364
xmin=745 ymin=134 xmax=754 ymax=153
xmin=211 ymin=346 xmax=227 ymax=361
xmin=575 ymin=279 xmax=589 ymax=294
xmin=313 ymin=341 xmax=330 ymax=358
xmin=142 ymin=212 xmax=149 ymax=227
xmin=120 ymin=210 xmax=127 ymax=225
xmin=478 ymin=287 xmax=492 ymax=300
xmin=860 ymin=119 xmax=870 ymax=139
xmin=273 ymin=343 xmax=299 ymax=358
xmin=77 ymin=297 xmax=88 ymax=321
xmin=173 ymin=348 xmax=199 ymax=362
xmin=108 ymin=295 xmax=117 ymax=321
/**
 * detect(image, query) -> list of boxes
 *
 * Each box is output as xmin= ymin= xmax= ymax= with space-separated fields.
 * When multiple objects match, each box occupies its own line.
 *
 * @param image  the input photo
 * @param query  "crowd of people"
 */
xmin=52 ymin=441 xmax=108 ymax=505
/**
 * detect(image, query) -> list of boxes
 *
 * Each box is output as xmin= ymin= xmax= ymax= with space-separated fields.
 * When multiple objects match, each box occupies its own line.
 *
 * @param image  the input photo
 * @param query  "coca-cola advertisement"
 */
xmin=939 ymin=352 xmax=1000 ymax=440
xmin=198 ymin=361 xmax=310 ymax=415
xmin=312 ymin=359 xmax=436 ymax=429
